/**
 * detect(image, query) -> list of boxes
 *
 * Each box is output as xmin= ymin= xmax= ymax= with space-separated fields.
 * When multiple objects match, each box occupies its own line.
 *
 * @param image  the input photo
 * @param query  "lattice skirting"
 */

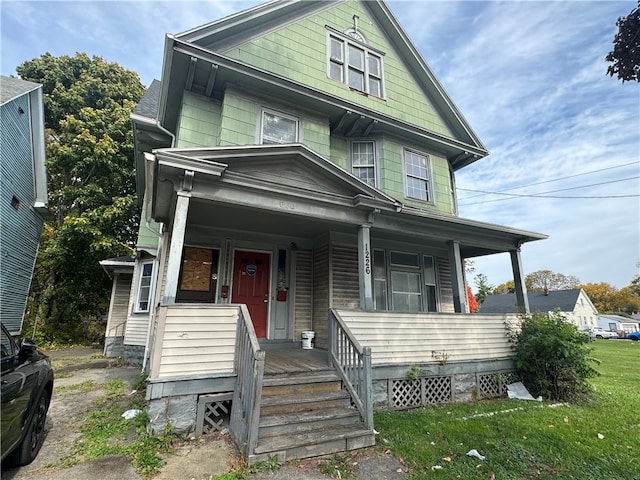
xmin=477 ymin=372 xmax=518 ymax=398
xmin=195 ymin=393 xmax=233 ymax=435
xmin=389 ymin=376 xmax=452 ymax=409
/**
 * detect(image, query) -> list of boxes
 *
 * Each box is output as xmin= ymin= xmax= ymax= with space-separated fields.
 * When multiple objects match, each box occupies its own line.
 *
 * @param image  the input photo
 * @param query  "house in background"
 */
xmin=104 ymin=0 xmax=547 ymax=462
xmin=597 ymin=314 xmax=640 ymax=337
xmin=480 ymin=288 xmax=598 ymax=328
xmin=0 ymin=76 xmax=48 ymax=335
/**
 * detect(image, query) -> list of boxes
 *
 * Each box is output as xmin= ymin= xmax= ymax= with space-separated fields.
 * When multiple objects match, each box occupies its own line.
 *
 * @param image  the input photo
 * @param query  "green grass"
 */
xmin=374 ymin=340 xmax=640 ymax=479
xmin=60 ymin=378 xmax=173 ymax=478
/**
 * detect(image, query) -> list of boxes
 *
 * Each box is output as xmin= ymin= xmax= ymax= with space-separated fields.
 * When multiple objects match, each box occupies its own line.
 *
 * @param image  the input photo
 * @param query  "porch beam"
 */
xmin=447 ymin=240 xmax=468 ymax=313
xmin=510 ymin=248 xmax=530 ymax=313
xmin=358 ymin=225 xmax=374 ymax=311
xmin=163 ymin=191 xmax=190 ymax=303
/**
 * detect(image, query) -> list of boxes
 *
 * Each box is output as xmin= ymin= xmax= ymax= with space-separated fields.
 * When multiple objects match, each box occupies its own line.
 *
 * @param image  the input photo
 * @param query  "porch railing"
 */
xmin=229 ymin=305 xmax=265 ymax=457
xmin=328 ymin=308 xmax=373 ymax=430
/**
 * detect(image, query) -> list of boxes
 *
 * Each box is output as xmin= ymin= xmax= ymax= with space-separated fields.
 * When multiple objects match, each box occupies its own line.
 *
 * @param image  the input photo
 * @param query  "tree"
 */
xmin=473 ymin=273 xmax=494 ymax=304
xmin=17 ymin=53 xmax=145 ymax=343
xmin=467 ymin=285 xmax=478 ymax=313
xmin=580 ymin=282 xmax=619 ymax=313
xmin=525 ymin=270 xmax=581 ymax=292
xmin=493 ymin=280 xmax=515 ymax=294
xmin=606 ymin=2 xmax=640 ymax=83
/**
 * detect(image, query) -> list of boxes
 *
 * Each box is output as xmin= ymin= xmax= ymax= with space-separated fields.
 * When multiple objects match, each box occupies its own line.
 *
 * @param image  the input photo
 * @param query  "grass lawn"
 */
xmin=374 ymin=340 xmax=639 ymax=479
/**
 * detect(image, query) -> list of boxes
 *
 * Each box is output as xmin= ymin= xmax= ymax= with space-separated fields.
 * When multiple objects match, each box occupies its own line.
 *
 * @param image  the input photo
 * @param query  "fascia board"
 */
xmin=366 ymin=0 xmax=487 ymax=153
xmin=170 ymin=39 xmax=488 ymax=159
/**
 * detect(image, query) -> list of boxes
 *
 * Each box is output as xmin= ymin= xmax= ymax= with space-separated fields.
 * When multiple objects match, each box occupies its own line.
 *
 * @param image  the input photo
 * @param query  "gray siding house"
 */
xmin=103 ymin=0 xmax=547 ymax=462
xmin=0 ymin=76 xmax=48 ymax=335
xmin=480 ymin=288 xmax=598 ymax=328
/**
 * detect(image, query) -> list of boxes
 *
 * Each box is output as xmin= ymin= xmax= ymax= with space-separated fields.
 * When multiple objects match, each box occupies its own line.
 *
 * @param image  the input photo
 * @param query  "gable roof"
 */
xmin=155 ymin=0 xmax=488 ymax=169
xmin=1 ymin=75 xmax=41 ymax=105
xmin=479 ymin=289 xmax=588 ymax=314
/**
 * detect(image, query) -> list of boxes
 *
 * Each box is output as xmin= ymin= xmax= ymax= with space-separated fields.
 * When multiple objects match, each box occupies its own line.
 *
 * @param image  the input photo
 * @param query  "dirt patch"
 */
xmin=1 ymin=347 xmax=408 ymax=480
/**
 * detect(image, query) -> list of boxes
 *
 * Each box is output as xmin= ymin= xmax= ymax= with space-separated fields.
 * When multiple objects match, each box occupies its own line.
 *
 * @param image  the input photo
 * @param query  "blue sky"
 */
xmin=2 ymin=0 xmax=638 ymax=290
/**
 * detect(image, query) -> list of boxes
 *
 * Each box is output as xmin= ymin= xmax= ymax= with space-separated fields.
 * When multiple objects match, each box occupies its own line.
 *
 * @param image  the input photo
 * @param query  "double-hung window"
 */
xmin=261 ymin=110 xmax=298 ymax=144
xmin=351 ymin=141 xmax=376 ymax=187
xmin=328 ymin=32 xmax=384 ymax=97
xmin=135 ymin=261 xmax=154 ymax=313
xmin=389 ymin=251 xmax=422 ymax=313
xmin=404 ymin=149 xmax=433 ymax=202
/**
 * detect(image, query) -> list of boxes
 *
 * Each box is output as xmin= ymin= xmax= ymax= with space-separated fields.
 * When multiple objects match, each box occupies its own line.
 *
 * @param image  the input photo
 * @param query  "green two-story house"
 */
xmin=103 ymin=0 xmax=547 ymax=463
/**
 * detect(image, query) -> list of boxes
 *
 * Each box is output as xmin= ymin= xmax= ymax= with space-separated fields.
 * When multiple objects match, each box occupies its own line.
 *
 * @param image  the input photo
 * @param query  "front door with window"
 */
xmin=232 ymin=250 xmax=270 ymax=338
xmin=176 ymin=247 xmax=219 ymax=303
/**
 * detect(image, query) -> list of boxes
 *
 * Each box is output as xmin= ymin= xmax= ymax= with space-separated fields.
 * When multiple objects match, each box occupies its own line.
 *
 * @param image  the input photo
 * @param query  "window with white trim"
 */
xmin=328 ymin=32 xmax=384 ymax=97
xmin=404 ymin=149 xmax=433 ymax=202
xmin=135 ymin=261 xmax=154 ymax=313
xmin=260 ymin=109 xmax=298 ymax=144
xmin=350 ymin=141 xmax=376 ymax=186
xmin=424 ymin=255 xmax=438 ymax=312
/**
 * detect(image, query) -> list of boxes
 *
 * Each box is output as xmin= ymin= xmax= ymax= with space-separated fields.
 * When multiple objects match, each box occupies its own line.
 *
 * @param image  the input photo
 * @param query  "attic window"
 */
xmin=327 ymin=28 xmax=384 ymax=98
xmin=260 ymin=109 xmax=298 ymax=144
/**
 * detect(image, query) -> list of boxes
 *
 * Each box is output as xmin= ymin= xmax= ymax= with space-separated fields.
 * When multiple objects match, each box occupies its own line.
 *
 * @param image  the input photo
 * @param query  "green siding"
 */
xmin=137 ymin=199 xmax=160 ymax=250
xmin=219 ymin=93 xmax=257 ymax=146
xmin=222 ymin=2 xmax=453 ymax=139
xmin=378 ymin=137 xmax=453 ymax=215
xmin=176 ymin=91 xmax=221 ymax=147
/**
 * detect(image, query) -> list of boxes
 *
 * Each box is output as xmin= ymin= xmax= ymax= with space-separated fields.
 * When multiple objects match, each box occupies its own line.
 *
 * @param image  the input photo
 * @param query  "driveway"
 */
xmin=1 ymin=347 xmax=407 ymax=480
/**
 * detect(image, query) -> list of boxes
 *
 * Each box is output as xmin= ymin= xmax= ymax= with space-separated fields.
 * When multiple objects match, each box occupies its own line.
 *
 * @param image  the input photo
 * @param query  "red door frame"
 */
xmin=231 ymin=250 xmax=271 ymax=338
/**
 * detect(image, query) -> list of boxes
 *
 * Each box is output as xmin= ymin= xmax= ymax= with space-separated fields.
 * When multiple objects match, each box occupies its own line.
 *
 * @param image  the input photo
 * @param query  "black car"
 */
xmin=1 ymin=322 xmax=54 ymax=466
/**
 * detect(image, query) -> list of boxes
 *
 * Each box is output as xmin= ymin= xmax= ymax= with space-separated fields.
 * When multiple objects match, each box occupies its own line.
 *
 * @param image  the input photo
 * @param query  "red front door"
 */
xmin=231 ymin=251 xmax=270 ymax=338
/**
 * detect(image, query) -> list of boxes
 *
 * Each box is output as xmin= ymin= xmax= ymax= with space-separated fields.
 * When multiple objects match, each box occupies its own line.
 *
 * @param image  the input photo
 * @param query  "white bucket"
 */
xmin=301 ymin=331 xmax=315 ymax=349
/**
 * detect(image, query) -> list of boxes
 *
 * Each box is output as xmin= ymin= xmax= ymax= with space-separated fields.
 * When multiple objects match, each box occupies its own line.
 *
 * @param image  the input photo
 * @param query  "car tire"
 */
xmin=16 ymin=391 xmax=50 ymax=466
xmin=596 ymin=335 xmax=603 ymax=339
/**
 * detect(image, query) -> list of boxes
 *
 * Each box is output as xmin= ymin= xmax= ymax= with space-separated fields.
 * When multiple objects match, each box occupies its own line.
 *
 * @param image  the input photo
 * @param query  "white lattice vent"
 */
xmin=195 ymin=393 xmax=232 ymax=435
xmin=389 ymin=376 xmax=452 ymax=409
xmin=477 ymin=372 xmax=517 ymax=398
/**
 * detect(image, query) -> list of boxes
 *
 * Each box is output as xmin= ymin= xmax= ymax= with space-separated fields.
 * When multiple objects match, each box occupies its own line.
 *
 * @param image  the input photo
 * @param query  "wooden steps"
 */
xmin=249 ymin=370 xmax=375 ymax=463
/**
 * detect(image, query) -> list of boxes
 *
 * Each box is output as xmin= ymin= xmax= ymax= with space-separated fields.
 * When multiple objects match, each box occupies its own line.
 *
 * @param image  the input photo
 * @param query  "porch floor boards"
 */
xmin=263 ymin=348 xmax=330 ymax=375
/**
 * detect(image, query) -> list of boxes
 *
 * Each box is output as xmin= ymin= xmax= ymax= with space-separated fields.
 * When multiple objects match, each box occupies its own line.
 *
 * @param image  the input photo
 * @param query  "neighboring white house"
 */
xmin=480 ymin=289 xmax=598 ymax=328
xmin=597 ymin=314 xmax=640 ymax=337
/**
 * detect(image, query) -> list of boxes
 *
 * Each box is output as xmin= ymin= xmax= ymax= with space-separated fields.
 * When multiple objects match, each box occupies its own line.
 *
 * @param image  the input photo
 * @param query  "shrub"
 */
xmin=508 ymin=311 xmax=599 ymax=402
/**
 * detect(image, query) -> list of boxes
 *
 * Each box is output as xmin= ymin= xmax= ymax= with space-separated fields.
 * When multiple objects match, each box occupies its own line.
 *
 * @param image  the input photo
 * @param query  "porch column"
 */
xmin=358 ymin=225 xmax=374 ymax=311
xmin=510 ymin=248 xmax=530 ymax=313
xmin=163 ymin=190 xmax=190 ymax=304
xmin=447 ymin=240 xmax=468 ymax=313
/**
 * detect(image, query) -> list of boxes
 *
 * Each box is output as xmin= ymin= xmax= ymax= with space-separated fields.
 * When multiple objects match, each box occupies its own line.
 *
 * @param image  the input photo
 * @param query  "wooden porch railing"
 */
xmin=328 ymin=308 xmax=373 ymax=430
xmin=229 ymin=305 xmax=265 ymax=457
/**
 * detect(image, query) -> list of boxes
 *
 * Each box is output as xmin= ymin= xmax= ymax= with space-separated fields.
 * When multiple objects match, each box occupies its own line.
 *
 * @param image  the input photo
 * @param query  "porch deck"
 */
xmin=263 ymin=348 xmax=330 ymax=374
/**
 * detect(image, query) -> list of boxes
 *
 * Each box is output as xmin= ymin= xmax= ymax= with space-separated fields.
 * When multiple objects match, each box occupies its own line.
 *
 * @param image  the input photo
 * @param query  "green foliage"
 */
xmin=375 ymin=341 xmax=639 ymax=480
xmin=606 ymin=2 xmax=640 ymax=83
xmin=318 ymin=452 xmax=358 ymax=478
xmin=406 ymin=365 xmax=423 ymax=381
xmin=507 ymin=311 xmax=599 ymax=401
xmin=16 ymin=53 xmax=145 ymax=344
xmin=473 ymin=273 xmax=494 ymax=304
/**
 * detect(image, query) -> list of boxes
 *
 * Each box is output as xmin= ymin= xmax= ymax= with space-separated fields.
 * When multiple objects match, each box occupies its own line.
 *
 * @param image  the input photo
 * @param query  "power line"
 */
xmin=457 ymin=161 xmax=640 ymax=201
xmin=457 ymin=176 xmax=640 ymax=205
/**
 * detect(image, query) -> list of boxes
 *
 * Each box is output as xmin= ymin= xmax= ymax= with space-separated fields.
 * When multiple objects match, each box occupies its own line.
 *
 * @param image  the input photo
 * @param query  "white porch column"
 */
xmin=358 ymin=225 xmax=374 ymax=311
xmin=447 ymin=240 xmax=468 ymax=313
xmin=163 ymin=190 xmax=190 ymax=304
xmin=510 ymin=248 xmax=530 ymax=313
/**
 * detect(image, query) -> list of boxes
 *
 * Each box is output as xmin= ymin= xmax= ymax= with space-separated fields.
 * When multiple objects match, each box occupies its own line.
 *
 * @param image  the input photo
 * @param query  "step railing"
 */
xmin=328 ymin=308 xmax=373 ymax=430
xmin=229 ymin=305 xmax=265 ymax=457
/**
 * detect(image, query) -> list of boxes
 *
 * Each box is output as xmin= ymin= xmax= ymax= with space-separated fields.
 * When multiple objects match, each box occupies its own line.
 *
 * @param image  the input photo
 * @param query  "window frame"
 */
xmin=403 ymin=148 xmax=434 ymax=203
xmin=260 ymin=108 xmax=299 ymax=145
xmin=134 ymin=260 xmax=154 ymax=313
xmin=349 ymin=140 xmax=376 ymax=187
xmin=327 ymin=30 xmax=385 ymax=98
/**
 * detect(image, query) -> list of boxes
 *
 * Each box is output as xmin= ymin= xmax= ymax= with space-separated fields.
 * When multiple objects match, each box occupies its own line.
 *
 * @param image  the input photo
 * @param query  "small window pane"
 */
xmin=329 ymin=61 xmax=343 ymax=81
xmin=368 ymin=55 xmax=380 ymax=76
xmin=390 ymin=251 xmax=420 ymax=267
xmin=348 ymin=45 xmax=364 ymax=70
xmin=262 ymin=112 xmax=297 ymax=144
xmin=424 ymin=256 xmax=436 ymax=285
xmin=369 ymin=77 xmax=381 ymax=97
xmin=330 ymin=37 xmax=343 ymax=61
xmin=348 ymin=69 xmax=364 ymax=90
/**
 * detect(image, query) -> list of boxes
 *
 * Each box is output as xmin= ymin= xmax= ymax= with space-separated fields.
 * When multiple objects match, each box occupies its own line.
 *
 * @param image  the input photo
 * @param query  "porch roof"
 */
xmin=147 ymin=145 xmax=547 ymax=258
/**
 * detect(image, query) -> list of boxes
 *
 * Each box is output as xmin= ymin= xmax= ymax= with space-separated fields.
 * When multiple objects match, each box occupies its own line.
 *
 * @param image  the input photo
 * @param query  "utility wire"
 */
xmin=457 ymin=176 xmax=640 ymax=205
xmin=457 ymin=161 xmax=640 ymax=201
